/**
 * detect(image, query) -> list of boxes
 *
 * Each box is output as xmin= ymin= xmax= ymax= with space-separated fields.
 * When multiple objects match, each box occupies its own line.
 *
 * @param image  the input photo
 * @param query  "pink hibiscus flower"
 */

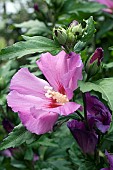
xmin=7 ymin=51 xmax=83 ymax=135
xmin=95 ymin=0 xmax=113 ymax=13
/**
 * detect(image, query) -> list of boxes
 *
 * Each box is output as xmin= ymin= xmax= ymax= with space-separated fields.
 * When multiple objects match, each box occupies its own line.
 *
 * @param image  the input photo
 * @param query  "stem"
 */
xmin=94 ymin=149 xmax=100 ymax=165
xmin=82 ymin=93 xmax=87 ymax=122
xmin=76 ymin=110 xmax=84 ymax=120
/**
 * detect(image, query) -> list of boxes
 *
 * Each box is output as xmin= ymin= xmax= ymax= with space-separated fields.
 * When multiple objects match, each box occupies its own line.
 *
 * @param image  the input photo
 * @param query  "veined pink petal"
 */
xmin=62 ymin=66 xmax=83 ymax=99
xmin=37 ymin=51 xmax=67 ymax=92
xmin=19 ymin=108 xmax=58 ymax=134
xmin=10 ymin=68 xmax=50 ymax=98
xmin=37 ymin=51 xmax=83 ymax=97
xmin=59 ymin=102 xmax=81 ymax=116
xmin=46 ymin=102 xmax=81 ymax=116
xmin=7 ymin=90 xmax=48 ymax=113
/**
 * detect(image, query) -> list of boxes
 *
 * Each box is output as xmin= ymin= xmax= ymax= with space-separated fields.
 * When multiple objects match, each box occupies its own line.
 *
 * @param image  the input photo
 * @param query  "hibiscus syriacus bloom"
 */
xmin=86 ymin=93 xmax=111 ymax=133
xmin=95 ymin=0 xmax=113 ymax=13
xmin=101 ymin=151 xmax=113 ymax=170
xmin=67 ymin=119 xmax=98 ymax=154
xmin=7 ymin=51 xmax=83 ymax=135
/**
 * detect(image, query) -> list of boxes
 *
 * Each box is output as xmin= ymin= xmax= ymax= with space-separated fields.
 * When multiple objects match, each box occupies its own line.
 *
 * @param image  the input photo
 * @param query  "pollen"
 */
xmin=44 ymin=86 xmax=69 ymax=104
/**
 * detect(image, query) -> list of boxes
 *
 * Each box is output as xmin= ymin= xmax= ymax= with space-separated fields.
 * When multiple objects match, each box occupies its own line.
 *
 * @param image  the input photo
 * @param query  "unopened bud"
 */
xmin=85 ymin=48 xmax=104 ymax=77
xmin=67 ymin=31 xmax=75 ymax=44
xmin=53 ymin=27 xmax=67 ymax=45
xmin=72 ymin=24 xmax=83 ymax=36
xmin=69 ymin=20 xmax=79 ymax=28
xmin=66 ymin=20 xmax=83 ymax=46
xmin=68 ymin=20 xmax=83 ymax=36
xmin=34 ymin=3 xmax=39 ymax=11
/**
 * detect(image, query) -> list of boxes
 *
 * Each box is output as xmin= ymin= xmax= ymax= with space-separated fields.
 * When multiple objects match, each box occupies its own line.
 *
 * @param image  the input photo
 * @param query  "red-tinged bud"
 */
xmin=85 ymin=48 xmax=104 ymax=77
xmin=90 ymin=48 xmax=103 ymax=66
xmin=34 ymin=3 xmax=39 ymax=12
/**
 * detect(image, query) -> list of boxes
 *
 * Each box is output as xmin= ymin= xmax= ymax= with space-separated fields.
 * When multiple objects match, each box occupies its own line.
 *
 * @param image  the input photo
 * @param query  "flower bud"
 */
xmin=34 ymin=3 xmax=39 ymax=12
xmin=66 ymin=20 xmax=83 ymax=46
xmin=69 ymin=20 xmax=79 ymax=28
xmin=67 ymin=120 xmax=98 ymax=154
xmin=67 ymin=31 xmax=75 ymax=44
xmin=53 ymin=27 xmax=67 ymax=45
xmin=85 ymin=48 xmax=103 ymax=77
xmin=86 ymin=92 xmax=111 ymax=133
xmin=68 ymin=20 xmax=83 ymax=36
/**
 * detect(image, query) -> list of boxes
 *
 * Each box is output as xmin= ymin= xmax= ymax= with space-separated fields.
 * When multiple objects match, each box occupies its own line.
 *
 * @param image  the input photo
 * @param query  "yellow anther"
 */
xmin=44 ymin=86 xmax=69 ymax=104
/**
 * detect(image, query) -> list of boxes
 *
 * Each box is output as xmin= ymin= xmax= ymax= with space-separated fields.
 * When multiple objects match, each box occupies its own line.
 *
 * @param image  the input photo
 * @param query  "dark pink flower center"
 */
xmin=44 ymin=86 xmax=69 ymax=108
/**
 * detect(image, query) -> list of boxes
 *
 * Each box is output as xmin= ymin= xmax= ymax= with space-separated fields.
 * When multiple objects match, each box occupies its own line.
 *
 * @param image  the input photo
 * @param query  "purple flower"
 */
xmin=86 ymin=93 xmax=111 ymax=133
xmin=67 ymin=120 xmax=98 ymax=154
xmin=101 ymin=151 xmax=113 ymax=170
xmin=95 ymin=0 xmax=113 ymax=13
xmin=7 ymin=51 xmax=83 ymax=135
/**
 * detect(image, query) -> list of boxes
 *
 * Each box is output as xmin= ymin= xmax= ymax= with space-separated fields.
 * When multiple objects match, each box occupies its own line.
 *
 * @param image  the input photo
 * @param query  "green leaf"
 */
xmin=109 ymin=46 xmax=113 ymax=50
xmin=69 ymin=143 xmax=97 ymax=170
xmin=15 ymin=20 xmax=51 ymax=36
xmin=15 ymin=20 xmax=45 ymax=29
xmin=24 ymin=148 xmax=33 ymax=160
xmin=74 ymin=41 xmax=86 ymax=53
xmin=82 ymin=16 xmax=95 ymax=41
xmin=96 ymin=19 xmax=113 ymax=39
xmin=11 ymin=159 xmax=27 ymax=169
xmin=103 ymin=62 xmax=113 ymax=69
xmin=79 ymin=78 xmax=113 ymax=111
xmin=0 ymin=36 xmax=61 ymax=60
xmin=74 ymin=16 xmax=95 ymax=53
xmin=38 ymin=137 xmax=58 ymax=147
xmin=101 ymin=116 xmax=113 ymax=150
xmin=0 ymin=124 xmax=38 ymax=150
xmin=68 ymin=2 xmax=105 ymax=14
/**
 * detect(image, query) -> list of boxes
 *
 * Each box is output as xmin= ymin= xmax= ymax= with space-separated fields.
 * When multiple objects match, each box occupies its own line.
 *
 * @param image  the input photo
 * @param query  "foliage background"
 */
xmin=0 ymin=0 xmax=113 ymax=169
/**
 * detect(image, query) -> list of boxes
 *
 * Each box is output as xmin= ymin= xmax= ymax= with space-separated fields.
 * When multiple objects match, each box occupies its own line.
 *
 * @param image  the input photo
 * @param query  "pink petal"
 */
xmin=37 ymin=51 xmax=68 ymax=92
xmin=47 ymin=102 xmax=81 ymax=116
xmin=19 ymin=108 xmax=58 ymax=134
xmin=10 ymin=68 xmax=50 ymax=98
xmin=7 ymin=90 xmax=48 ymax=113
xmin=37 ymin=51 xmax=83 ymax=98
xmin=64 ymin=52 xmax=83 ymax=91
xmin=62 ymin=66 xmax=83 ymax=99
xmin=59 ymin=102 xmax=81 ymax=116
